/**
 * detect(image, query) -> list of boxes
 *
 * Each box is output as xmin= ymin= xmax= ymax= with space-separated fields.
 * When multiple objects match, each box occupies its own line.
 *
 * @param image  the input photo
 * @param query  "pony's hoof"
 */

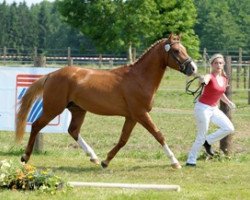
xmin=21 ymin=154 xmax=28 ymax=163
xmin=171 ymin=163 xmax=182 ymax=169
xmin=101 ymin=161 xmax=109 ymax=168
xmin=90 ymin=158 xmax=100 ymax=165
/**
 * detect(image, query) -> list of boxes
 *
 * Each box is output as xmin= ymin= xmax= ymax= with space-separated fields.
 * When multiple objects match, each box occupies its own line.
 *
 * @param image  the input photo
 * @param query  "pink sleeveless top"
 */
xmin=199 ymin=73 xmax=227 ymax=106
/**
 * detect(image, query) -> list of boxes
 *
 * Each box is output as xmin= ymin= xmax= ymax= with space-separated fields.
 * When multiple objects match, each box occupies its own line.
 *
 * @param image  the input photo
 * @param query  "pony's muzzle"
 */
xmin=188 ymin=61 xmax=198 ymax=76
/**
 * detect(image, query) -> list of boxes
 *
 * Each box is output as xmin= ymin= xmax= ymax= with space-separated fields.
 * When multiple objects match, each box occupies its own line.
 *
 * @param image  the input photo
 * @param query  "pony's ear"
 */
xmin=177 ymin=33 xmax=182 ymax=40
xmin=168 ymin=33 xmax=174 ymax=40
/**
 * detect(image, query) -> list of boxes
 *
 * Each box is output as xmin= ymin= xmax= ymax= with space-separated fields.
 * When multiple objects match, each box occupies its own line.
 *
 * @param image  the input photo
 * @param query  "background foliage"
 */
xmin=1 ymin=0 xmax=250 ymax=57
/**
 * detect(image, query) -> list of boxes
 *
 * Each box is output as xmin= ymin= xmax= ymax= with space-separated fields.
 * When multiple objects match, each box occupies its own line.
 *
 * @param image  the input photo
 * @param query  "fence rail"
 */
xmin=2 ymin=47 xmax=250 ymax=66
xmin=0 ymin=47 xmax=129 ymax=66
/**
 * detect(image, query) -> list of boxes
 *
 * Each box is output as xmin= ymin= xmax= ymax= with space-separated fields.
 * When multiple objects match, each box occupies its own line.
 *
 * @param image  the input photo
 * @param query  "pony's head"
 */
xmin=164 ymin=34 xmax=197 ymax=76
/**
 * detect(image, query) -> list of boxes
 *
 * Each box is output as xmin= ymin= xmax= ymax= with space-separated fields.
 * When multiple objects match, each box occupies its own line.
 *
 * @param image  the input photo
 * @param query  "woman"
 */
xmin=186 ymin=54 xmax=235 ymax=166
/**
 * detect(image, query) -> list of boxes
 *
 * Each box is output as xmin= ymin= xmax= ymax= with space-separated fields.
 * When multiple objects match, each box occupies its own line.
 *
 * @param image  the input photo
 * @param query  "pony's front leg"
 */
xmin=101 ymin=117 xmax=136 ymax=168
xmin=136 ymin=112 xmax=181 ymax=169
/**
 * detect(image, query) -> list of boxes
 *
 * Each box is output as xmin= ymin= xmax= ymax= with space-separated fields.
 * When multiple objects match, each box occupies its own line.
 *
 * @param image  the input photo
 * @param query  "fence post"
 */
xmin=34 ymin=55 xmax=46 ymax=67
xmin=99 ymin=54 xmax=102 ymax=68
xmin=220 ymin=56 xmax=232 ymax=154
xmin=34 ymin=47 xmax=37 ymax=60
xmin=237 ymin=48 xmax=242 ymax=88
xmin=243 ymin=66 xmax=247 ymax=89
xmin=3 ymin=46 xmax=7 ymax=65
xmin=67 ymin=47 xmax=73 ymax=66
xmin=127 ymin=42 xmax=133 ymax=64
xmin=132 ymin=47 xmax=137 ymax=62
xmin=33 ymin=55 xmax=45 ymax=152
xmin=248 ymin=66 xmax=250 ymax=104
xmin=203 ymin=48 xmax=207 ymax=73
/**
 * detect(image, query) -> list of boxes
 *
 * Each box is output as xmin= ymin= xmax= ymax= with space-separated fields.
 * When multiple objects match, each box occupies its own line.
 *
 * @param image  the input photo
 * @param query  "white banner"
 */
xmin=0 ymin=66 xmax=70 ymax=133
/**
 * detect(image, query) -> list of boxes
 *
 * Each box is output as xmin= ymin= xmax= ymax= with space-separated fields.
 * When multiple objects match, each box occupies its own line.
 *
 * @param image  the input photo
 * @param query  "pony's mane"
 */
xmin=131 ymin=38 xmax=167 ymax=66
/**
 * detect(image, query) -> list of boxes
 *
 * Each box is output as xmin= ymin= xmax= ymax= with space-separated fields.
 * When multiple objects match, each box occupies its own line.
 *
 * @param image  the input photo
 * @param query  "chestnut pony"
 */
xmin=16 ymin=34 xmax=197 ymax=169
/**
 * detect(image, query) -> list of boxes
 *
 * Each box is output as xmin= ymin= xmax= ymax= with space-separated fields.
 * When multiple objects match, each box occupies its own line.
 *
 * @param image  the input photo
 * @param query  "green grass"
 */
xmin=0 ymin=69 xmax=250 ymax=199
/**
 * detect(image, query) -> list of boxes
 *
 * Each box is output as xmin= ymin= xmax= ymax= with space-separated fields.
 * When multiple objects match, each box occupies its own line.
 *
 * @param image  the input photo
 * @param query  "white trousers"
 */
xmin=187 ymin=101 xmax=235 ymax=164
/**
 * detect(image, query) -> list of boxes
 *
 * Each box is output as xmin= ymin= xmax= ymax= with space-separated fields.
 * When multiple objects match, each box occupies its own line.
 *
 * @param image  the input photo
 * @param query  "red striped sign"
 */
xmin=16 ymin=74 xmax=42 ymax=87
xmin=16 ymin=74 xmax=60 ymax=125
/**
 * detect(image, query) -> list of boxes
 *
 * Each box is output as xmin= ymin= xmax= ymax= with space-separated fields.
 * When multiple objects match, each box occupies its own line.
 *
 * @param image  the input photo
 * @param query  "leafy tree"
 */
xmin=227 ymin=0 xmax=250 ymax=50
xmin=0 ymin=1 xmax=9 ymax=47
xmin=6 ymin=3 xmax=20 ymax=48
xmin=57 ymin=0 xmax=200 ymax=57
xmin=194 ymin=0 xmax=245 ymax=51
xmin=37 ymin=2 xmax=49 ymax=50
xmin=157 ymin=0 xmax=200 ymax=57
xmin=17 ymin=2 xmax=38 ymax=49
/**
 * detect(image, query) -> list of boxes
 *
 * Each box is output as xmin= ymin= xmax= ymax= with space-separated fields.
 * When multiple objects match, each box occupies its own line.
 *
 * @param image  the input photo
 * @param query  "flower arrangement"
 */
xmin=0 ymin=159 xmax=67 ymax=193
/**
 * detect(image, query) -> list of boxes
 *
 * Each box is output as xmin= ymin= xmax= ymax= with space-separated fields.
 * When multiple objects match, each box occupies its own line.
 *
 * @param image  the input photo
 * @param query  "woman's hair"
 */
xmin=209 ymin=53 xmax=227 ymax=78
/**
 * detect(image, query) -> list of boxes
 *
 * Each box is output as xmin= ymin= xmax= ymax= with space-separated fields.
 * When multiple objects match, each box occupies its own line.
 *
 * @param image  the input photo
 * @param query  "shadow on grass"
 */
xmin=0 ymin=148 xmax=24 ymax=157
xmin=37 ymin=165 xmax=103 ymax=173
xmin=126 ymin=163 xmax=173 ymax=172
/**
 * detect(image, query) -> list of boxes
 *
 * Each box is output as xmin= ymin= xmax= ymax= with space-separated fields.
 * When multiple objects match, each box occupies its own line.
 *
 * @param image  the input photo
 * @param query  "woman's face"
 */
xmin=211 ymin=57 xmax=225 ymax=74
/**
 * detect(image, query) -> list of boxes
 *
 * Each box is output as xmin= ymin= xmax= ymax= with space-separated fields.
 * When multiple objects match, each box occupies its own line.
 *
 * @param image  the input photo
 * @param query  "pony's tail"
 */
xmin=15 ymin=75 xmax=48 ymax=143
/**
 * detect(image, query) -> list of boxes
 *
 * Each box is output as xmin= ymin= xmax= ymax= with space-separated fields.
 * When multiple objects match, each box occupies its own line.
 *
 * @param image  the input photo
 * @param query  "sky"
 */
xmin=4 ymin=0 xmax=54 ymax=6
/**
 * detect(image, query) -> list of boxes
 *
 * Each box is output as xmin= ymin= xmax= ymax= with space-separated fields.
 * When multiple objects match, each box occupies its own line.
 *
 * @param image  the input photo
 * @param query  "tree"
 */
xmin=227 ymin=0 xmax=250 ymax=50
xmin=194 ymin=0 xmax=245 ymax=52
xmin=57 ymin=0 xmax=200 ymax=57
xmin=157 ymin=0 xmax=200 ymax=58
xmin=17 ymin=2 xmax=38 ymax=49
xmin=6 ymin=3 xmax=20 ymax=48
xmin=37 ymin=2 xmax=49 ymax=50
xmin=0 ymin=1 xmax=8 ymax=47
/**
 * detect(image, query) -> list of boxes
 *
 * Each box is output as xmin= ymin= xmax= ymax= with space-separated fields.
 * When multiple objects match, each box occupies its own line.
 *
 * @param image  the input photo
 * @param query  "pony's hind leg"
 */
xmin=68 ymin=104 xmax=99 ymax=164
xmin=21 ymin=113 xmax=55 ymax=163
xmin=101 ymin=117 xmax=136 ymax=168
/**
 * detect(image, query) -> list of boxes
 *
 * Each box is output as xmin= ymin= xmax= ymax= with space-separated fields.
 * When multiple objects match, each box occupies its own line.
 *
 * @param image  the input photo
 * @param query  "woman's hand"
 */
xmin=198 ymin=74 xmax=211 ymax=85
xmin=228 ymin=101 xmax=236 ymax=109
xmin=221 ymin=94 xmax=236 ymax=109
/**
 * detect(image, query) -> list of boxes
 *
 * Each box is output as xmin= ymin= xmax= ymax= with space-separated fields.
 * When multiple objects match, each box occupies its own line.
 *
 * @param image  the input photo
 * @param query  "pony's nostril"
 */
xmin=190 ymin=61 xmax=198 ymax=74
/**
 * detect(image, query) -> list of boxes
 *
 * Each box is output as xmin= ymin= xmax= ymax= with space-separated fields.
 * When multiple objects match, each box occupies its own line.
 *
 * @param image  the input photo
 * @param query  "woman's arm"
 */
xmin=220 ymin=93 xmax=236 ymax=109
xmin=199 ymin=74 xmax=211 ymax=85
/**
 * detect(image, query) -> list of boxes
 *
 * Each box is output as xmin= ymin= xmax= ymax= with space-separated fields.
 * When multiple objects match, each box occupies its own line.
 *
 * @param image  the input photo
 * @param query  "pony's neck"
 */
xmin=131 ymin=40 xmax=167 ymax=93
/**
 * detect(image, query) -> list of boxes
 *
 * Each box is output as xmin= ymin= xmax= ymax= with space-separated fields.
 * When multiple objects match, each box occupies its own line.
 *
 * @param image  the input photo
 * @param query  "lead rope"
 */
xmin=185 ymin=76 xmax=205 ymax=103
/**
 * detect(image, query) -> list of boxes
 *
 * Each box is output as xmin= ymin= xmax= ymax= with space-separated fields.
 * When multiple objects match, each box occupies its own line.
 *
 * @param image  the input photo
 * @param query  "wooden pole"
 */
xmin=3 ymin=46 xmax=7 ymax=65
xmin=203 ymin=48 xmax=207 ymax=73
xmin=220 ymin=56 xmax=232 ymax=154
xmin=248 ymin=66 xmax=250 ymax=104
xmin=237 ymin=48 xmax=242 ymax=88
xmin=34 ymin=55 xmax=46 ymax=67
xmin=243 ymin=66 xmax=247 ymax=89
xmin=127 ymin=42 xmax=133 ymax=64
xmin=99 ymin=54 xmax=102 ymax=68
xmin=67 ymin=47 xmax=73 ymax=66
xmin=132 ymin=47 xmax=137 ymax=62
xmin=68 ymin=182 xmax=181 ymax=192
xmin=33 ymin=55 xmax=45 ymax=152
xmin=34 ymin=47 xmax=37 ymax=59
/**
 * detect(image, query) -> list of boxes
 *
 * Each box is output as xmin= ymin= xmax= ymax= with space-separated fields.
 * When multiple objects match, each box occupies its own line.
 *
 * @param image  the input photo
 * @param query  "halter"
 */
xmin=165 ymin=41 xmax=192 ymax=73
xmin=185 ymin=76 xmax=205 ymax=103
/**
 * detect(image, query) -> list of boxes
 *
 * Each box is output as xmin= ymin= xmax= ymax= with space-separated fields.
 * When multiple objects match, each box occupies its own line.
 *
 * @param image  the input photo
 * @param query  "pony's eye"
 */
xmin=174 ymin=49 xmax=180 ymax=54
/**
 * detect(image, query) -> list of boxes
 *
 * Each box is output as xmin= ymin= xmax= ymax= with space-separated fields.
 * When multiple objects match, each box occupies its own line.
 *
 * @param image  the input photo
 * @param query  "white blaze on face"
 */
xmin=179 ymin=43 xmax=198 ymax=75
xmin=190 ymin=61 xmax=198 ymax=75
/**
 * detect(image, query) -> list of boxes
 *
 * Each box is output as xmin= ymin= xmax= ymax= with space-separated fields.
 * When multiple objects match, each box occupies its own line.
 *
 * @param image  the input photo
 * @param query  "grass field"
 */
xmin=0 ymin=68 xmax=249 ymax=200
